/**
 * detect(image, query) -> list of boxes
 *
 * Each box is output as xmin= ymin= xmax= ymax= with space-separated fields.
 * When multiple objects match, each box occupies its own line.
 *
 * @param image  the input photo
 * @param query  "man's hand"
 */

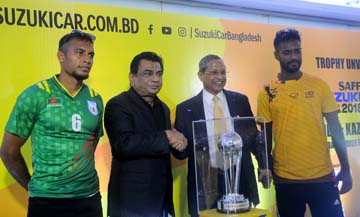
xmin=165 ymin=129 xmax=188 ymax=152
xmin=0 ymin=132 xmax=30 ymax=191
xmin=336 ymin=168 xmax=352 ymax=194
xmin=258 ymin=168 xmax=272 ymax=189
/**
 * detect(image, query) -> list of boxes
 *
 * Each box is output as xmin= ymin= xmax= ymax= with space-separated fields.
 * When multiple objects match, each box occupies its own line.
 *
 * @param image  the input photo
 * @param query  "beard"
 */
xmin=71 ymin=71 xmax=89 ymax=81
xmin=280 ymin=59 xmax=302 ymax=73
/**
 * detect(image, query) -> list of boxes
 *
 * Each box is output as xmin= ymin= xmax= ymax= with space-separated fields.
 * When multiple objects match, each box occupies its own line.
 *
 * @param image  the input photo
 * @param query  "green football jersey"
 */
xmin=6 ymin=75 xmax=103 ymax=198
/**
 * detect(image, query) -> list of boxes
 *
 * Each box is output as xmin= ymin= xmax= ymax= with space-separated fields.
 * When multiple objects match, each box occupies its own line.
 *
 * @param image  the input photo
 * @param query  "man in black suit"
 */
xmin=104 ymin=51 xmax=187 ymax=217
xmin=173 ymin=54 xmax=269 ymax=217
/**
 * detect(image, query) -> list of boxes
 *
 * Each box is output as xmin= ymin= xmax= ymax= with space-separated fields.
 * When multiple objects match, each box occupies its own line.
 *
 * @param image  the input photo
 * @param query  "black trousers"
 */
xmin=27 ymin=192 xmax=103 ymax=217
xmin=275 ymin=182 xmax=344 ymax=217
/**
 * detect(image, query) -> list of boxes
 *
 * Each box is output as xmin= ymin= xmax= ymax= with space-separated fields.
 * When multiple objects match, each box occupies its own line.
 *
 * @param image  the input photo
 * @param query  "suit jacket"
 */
xmin=104 ymin=87 xmax=175 ymax=217
xmin=173 ymin=89 xmax=259 ymax=216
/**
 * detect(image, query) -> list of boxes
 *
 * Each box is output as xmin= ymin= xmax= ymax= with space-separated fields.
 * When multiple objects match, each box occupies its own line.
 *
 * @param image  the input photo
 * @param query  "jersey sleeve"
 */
xmin=320 ymin=80 xmax=339 ymax=113
xmin=5 ymin=86 xmax=42 ymax=139
xmin=257 ymin=88 xmax=272 ymax=123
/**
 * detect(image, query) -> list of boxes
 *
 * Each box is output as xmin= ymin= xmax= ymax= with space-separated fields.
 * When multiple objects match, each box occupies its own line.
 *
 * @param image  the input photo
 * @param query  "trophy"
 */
xmin=193 ymin=117 xmax=271 ymax=215
xmin=216 ymin=131 xmax=250 ymax=213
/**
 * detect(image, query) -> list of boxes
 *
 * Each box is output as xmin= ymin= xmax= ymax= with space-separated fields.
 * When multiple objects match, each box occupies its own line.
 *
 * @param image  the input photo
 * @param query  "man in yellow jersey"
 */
xmin=257 ymin=29 xmax=352 ymax=217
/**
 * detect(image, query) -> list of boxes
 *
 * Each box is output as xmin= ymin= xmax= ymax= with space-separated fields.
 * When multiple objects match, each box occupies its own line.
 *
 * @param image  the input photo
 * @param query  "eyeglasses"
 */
xmin=204 ymin=70 xmax=228 ymax=76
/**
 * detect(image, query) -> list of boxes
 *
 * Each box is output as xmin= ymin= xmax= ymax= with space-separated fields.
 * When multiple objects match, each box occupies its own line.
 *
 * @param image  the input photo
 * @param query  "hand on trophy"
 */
xmin=258 ymin=168 xmax=272 ymax=189
xmin=166 ymin=129 xmax=188 ymax=152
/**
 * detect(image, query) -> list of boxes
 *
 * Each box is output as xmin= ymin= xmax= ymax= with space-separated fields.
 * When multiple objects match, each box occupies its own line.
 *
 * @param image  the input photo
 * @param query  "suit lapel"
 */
xmin=191 ymin=91 xmax=209 ymax=150
xmin=192 ymin=91 xmax=206 ymax=120
xmin=224 ymin=89 xmax=238 ymax=117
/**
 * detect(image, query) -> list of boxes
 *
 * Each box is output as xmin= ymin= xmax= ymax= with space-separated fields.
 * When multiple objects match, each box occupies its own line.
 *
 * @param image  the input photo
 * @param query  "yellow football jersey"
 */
xmin=257 ymin=73 xmax=339 ymax=180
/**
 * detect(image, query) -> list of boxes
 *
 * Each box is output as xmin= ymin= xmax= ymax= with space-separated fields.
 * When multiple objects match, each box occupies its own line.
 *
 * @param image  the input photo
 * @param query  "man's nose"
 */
xmin=152 ymin=75 xmax=161 ymax=81
xmin=83 ymin=55 xmax=92 ymax=64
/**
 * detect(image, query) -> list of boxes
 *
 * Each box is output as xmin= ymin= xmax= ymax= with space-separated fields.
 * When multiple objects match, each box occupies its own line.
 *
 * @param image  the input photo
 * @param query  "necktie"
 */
xmin=213 ymin=95 xmax=227 ymax=137
xmin=213 ymin=96 xmax=232 ymax=169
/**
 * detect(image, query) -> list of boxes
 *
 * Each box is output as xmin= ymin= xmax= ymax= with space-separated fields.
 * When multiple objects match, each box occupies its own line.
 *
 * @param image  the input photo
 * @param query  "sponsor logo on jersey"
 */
xmin=305 ymin=90 xmax=314 ymax=98
xmin=87 ymin=100 xmax=98 ymax=116
xmin=47 ymin=97 xmax=63 ymax=107
xmin=289 ymin=92 xmax=299 ymax=98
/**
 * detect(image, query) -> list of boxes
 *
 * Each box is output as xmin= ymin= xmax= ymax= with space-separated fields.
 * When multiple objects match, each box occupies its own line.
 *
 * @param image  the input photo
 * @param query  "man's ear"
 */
xmin=274 ymin=51 xmax=279 ymax=61
xmin=57 ymin=50 xmax=65 ymax=63
xmin=197 ymin=71 xmax=203 ymax=82
xmin=129 ymin=73 xmax=135 ymax=86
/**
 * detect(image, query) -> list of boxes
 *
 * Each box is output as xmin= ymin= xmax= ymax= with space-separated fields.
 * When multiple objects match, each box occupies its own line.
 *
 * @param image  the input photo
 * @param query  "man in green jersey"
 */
xmin=0 ymin=30 xmax=103 ymax=217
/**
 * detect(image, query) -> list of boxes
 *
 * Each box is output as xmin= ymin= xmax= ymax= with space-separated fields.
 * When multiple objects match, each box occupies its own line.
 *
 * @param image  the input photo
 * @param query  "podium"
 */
xmin=192 ymin=117 xmax=272 ymax=215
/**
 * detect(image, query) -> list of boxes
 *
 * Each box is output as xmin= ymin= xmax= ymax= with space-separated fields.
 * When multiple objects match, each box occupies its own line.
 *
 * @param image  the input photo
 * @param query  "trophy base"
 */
xmin=216 ymin=193 xmax=250 ymax=214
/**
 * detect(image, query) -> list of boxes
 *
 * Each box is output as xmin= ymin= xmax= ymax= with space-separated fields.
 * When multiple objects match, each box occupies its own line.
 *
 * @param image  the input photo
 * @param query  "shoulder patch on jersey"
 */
xmin=87 ymin=100 xmax=99 ymax=116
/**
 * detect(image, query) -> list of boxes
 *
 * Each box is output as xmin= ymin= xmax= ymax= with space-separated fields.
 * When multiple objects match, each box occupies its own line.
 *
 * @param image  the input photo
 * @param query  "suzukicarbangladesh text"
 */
xmin=193 ymin=28 xmax=261 ymax=43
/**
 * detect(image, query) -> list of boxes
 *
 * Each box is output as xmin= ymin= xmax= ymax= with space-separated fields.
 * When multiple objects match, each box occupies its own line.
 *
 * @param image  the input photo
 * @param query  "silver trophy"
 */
xmin=216 ymin=131 xmax=250 ymax=213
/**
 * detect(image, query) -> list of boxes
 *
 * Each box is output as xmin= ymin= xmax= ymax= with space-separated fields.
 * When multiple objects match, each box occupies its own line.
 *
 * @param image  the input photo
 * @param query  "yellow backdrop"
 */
xmin=1 ymin=0 xmax=360 ymax=216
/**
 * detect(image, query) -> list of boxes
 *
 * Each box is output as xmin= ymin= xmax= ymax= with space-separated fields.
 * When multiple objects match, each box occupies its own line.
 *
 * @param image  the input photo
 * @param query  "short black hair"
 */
xmin=130 ymin=52 xmax=163 ymax=75
xmin=58 ymin=29 xmax=96 ymax=51
xmin=273 ymin=29 xmax=301 ymax=51
xmin=198 ymin=54 xmax=222 ymax=73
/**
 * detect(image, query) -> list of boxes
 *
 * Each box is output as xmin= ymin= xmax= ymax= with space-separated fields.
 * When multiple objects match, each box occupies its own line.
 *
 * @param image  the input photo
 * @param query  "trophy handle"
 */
xmin=229 ymin=150 xmax=234 ymax=193
xmin=234 ymin=150 xmax=242 ymax=194
xmin=221 ymin=150 xmax=231 ymax=195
